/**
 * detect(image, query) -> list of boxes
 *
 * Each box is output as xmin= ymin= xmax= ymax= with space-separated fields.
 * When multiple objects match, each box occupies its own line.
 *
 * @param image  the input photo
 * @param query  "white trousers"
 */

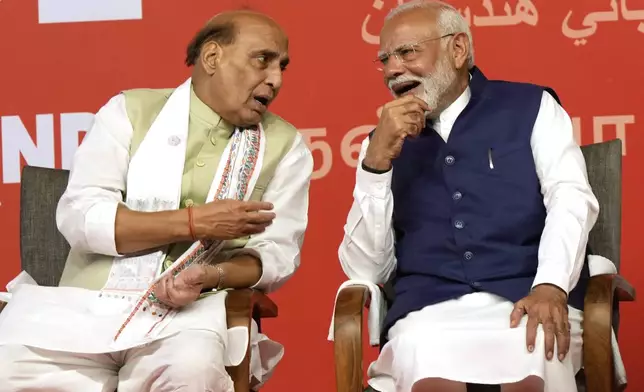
xmin=0 ymin=329 xmax=235 ymax=392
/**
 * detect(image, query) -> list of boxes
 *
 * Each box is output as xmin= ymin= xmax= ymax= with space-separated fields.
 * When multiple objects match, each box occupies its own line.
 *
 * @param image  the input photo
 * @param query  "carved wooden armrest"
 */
xmin=583 ymin=274 xmax=636 ymax=392
xmin=225 ymin=288 xmax=278 ymax=392
xmin=0 ymin=301 xmax=6 ymax=313
xmin=333 ymin=285 xmax=372 ymax=392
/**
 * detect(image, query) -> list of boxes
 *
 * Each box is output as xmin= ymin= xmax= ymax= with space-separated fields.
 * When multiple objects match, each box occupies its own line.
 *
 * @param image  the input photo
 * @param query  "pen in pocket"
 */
xmin=488 ymin=148 xmax=494 ymax=169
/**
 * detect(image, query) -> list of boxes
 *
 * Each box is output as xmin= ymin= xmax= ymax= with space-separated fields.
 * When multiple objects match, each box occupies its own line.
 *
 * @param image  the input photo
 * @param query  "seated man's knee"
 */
xmin=156 ymin=357 xmax=233 ymax=391
xmin=412 ymin=378 xmax=467 ymax=392
xmin=501 ymin=376 xmax=544 ymax=392
xmin=0 ymin=345 xmax=37 ymax=382
xmin=135 ymin=331 xmax=235 ymax=392
xmin=0 ymin=346 xmax=14 ymax=384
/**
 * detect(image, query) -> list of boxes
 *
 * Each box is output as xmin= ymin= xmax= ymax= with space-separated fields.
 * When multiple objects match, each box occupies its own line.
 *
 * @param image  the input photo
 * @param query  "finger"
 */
xmin=401 ymin=102 xmax=428 ymax=116
xmin=411 ymin=96 xmax=430 ymax=111
xmin=182 ymin=266 xmax=207 ymax=287
xmin=245 ymin=211 xmax=276 ymax=224
xmin=165 ymin=276 xmax=180 ymax=307
xmin=243 ymin=223 xmax=271 ymax=235
xmin=170 ymin=272 xmax=188 ymax=290
xmin=399 ymin=118 xmax=424 ymax=139
xmin=404 ymin=123 xmax=420 ymax=138
xmin=509 ymin=302 xmax=526 ymax=328
xmin=543 ymin=317 xmax=556 ymax=360
xmin=405 ymin=111 xmax=423 ymax=124
xmin=554 ymin=307 xmax=570 ymax=361
xmin=525 ymin=313 xmax=539 ymax=353
xmin=242 ymin=201 xmax=274 ymax=212
xmin=402 ymin=112 xmax=425 ymax=128
xmin=398 ymin=94 xmax=430 ymax=111
xmin=153 ymin=279 xmax=166 ymax=302
xmin=154 ymin=278 xmax=173 ymax=307
xmin=169 ymin=275 xmax=199 ymax=307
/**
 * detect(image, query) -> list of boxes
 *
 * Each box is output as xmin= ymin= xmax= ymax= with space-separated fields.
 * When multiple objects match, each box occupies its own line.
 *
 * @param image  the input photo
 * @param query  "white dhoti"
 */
xmin=0 ymin=283 xmax=283 ymax=392
xmin=0 ymin=330 xmax=234 ymax=392
xmin=367 ymin=292 xmax=583 ymax=392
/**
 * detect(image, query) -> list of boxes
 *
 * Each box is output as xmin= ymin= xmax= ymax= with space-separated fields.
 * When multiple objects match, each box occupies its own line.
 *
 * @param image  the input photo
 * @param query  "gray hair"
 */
xmin=386 ymin=0 xmax=474 ymax=69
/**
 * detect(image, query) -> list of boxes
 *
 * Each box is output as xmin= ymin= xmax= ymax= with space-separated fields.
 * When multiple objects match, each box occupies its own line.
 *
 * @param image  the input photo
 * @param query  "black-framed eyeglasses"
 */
xmin=374 ymin=33 xmax=455 ymax=71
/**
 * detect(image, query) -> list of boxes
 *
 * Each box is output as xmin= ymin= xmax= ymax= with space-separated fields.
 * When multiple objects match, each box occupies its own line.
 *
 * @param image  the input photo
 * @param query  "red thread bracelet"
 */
xmin=187 ymin=206 xmax=197 ymax=241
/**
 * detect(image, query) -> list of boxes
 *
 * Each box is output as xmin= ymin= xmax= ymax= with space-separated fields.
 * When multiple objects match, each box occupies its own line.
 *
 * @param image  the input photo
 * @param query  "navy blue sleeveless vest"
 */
xmin=382 ymin=67 xmax=589 ymax=337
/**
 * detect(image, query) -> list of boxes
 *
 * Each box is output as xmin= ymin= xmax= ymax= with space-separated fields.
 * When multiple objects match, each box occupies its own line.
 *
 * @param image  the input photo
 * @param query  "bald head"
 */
xmin=187 ymin=10 xmax=290 ymax=128
xmin=185 ymin=10 xmax=286 ymax=66
xmin=213 ymin=9 xmax=283 ymax=28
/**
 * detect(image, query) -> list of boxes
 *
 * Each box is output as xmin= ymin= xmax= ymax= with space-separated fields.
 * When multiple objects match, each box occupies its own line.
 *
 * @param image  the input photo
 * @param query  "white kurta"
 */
xmin=0 ymin=93 xmax=313 ymax=389
xmin=338 ymin=88 xmax=600 ymax=391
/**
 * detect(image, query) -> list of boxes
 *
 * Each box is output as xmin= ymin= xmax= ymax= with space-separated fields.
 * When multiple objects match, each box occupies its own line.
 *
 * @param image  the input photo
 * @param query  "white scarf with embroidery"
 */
xmin=99 ymin=78 xmax=265 ymax=345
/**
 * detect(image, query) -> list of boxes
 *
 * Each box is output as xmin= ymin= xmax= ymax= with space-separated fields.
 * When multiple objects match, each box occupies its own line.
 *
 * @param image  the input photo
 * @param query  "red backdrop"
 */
xmin=1 ymin=0 xmax=643 ymax=390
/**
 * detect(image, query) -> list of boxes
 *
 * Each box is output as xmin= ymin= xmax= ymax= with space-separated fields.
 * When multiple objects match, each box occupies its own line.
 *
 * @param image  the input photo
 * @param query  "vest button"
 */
xmin=472 ymin=282 xmax=482 ymax=289
xmin=210 ymin=136 xmax=217 ymax=146
xmin=454 ymin=220 xmax=464 ymax=229
xmin=196 ymin=160 xmax=206 ymax=167
xmin=184 ymin=199 xmax=194 ymax=207
xmin=452 ymin=191 xmax=462 ymax=201
xmin=445 ymin=155 xmax=455 ymax=165
xmin=464 ymin=251 xmax=473 ymax=260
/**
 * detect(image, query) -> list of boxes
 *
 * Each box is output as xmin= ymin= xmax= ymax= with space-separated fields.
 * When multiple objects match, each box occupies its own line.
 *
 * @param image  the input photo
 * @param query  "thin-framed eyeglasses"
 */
xmin=374 ymin=33 xmax=455 ymax=71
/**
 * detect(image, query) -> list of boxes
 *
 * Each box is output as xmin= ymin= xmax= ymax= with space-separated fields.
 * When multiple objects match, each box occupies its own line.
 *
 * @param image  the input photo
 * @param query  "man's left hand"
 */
xmin=153 ymin=264 xmax=209 ymax=308
xmin=510 ymin=284 xmax=570 ymax=361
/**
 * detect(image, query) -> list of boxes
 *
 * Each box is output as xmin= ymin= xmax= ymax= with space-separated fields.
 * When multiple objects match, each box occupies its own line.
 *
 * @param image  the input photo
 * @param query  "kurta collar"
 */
xmin=190 ymin=86 xmax=235 ymax=134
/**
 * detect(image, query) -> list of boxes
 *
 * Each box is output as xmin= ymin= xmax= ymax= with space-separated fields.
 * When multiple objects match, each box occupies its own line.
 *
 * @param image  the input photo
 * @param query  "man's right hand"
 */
xmin=192 ymin=200 xmax=275 ymax=240
xmin=363 ymin=95 xmax=429 ymax=171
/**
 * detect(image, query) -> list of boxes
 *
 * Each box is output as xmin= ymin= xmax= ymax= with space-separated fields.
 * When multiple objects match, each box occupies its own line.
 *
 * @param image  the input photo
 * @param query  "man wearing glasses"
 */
xmin=338 ymin=1 xmax=598 ymax=391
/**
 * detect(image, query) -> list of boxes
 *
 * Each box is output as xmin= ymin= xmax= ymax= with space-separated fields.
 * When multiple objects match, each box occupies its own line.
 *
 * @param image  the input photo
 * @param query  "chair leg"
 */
xmin=334 ymin=286 xmax=369 ymax=392
xmin=583 ymin=275 xmax=615 ymax=392
xmin=226 ymin=350 xmax=251 ymax=392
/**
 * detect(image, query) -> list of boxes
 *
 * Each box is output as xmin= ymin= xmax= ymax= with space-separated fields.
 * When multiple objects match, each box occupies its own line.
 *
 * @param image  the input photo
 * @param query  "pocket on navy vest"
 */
xmin=485 ymin=142 xmax=542 ymax=214
xmin=486 ymin=142 xmax=533 ymax=176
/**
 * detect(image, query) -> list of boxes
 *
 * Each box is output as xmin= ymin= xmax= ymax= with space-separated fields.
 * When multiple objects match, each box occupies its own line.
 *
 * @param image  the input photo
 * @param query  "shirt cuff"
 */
xmin=247 ymin=249 xmax=281 ymax=292
xmin=250 ymin=262 xmax=278 ymax=293
xmin=224 ymin=248 xmax=276 ymax=292
xmin=84 ymin=201 xmax=120 ymax=256
xmin=531 ymin=267 xmax=570 ymax=295
xmin=356 ymin=162 xmax=392 ymax=200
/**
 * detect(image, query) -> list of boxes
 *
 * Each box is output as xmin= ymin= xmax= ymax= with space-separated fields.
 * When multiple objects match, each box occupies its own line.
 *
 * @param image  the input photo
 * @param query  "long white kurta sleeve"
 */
xmin=245 ymin=133 xmax=313 ymax=293
xmin=530 ymin=91 xmax=599 ymax=294
xmin=56 ymin=94 xmax=132 ymax=257
xmin=338 ymin=137 xmax=397 ymax=285
xmin=338 ymin=90 xmax=599 ymax=294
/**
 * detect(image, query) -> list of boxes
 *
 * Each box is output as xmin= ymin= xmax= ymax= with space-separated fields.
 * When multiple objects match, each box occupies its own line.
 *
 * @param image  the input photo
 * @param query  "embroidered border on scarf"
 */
xmin=113 ymin=127 xmax=262 ymax=341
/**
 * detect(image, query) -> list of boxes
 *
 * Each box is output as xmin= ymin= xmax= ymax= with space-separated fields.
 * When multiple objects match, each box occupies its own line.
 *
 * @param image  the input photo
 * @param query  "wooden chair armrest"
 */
xmin=333 ymin=285 xmax=371 ymax=392
xmin=583 ymin=274 xmax=636 ymax=392
xmin=0 ymin=301 xmax=5 ymax=313
xmin=225 ymin=289 xmax=277 ymax=392
xmin=613 ymin=275 xmax=636 ymax=302
xmin=226 ymin=288 xmax=278 ymax=325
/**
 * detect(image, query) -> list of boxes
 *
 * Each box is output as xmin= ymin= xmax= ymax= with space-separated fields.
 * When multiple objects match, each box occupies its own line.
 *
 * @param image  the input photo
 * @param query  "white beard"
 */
xmin=388 ymin=54 xmax=457 ymax=118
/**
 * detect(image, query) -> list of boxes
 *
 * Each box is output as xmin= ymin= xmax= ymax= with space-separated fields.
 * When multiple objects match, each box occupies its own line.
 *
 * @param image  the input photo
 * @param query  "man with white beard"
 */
xmin=338 ymin=1 xmax=599 ymax=391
